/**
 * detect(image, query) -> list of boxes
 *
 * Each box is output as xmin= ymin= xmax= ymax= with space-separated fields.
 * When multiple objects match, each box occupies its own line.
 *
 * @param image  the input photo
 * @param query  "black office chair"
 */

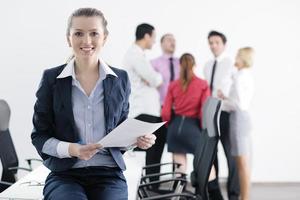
xmin=0 ymin=99 xmax=42 ymax=192
xmin=137 ymin=97 xmax=221 ymax=200
xmin=190 ymin=97 xmax=221 ymax=199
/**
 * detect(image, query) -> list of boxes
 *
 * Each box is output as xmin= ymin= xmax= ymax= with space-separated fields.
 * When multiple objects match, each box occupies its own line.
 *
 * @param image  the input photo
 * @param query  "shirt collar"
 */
xmin=133 ymin=43 xmax=145 ymax=54
xmin=57 ymin=57 xmax=117 ymax=80
xmin=162 ymin=54 xmax=174 ymax=60
xmin=215 ymin=51 xmax=227 ymax=62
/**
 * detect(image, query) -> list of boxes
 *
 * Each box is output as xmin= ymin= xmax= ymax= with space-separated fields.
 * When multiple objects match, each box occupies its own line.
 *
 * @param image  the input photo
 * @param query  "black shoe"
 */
xmin=208 ymin=189 xmax=224 ymax=200
xmin=229 ymin=195 xmax=239 ymax=200
xmin=208 ymin=179 xmax=224 ymax=200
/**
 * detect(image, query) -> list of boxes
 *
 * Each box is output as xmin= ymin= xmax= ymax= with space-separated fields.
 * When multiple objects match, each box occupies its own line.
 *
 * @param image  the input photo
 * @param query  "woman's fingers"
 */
xmin=78 ymin=143 xmax=102 ymax=160
xmin=137 ymin=134 xmax=156 ymax=149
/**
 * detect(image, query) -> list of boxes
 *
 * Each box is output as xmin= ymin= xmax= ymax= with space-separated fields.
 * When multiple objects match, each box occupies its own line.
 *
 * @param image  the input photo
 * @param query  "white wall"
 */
xmin=0 ymin=0 xmax=300 ymax=182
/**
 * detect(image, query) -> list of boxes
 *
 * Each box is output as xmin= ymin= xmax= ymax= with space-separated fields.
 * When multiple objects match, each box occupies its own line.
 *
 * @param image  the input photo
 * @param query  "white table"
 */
xmin=0 ymin=152 xmax=145 ymax=200
xmin=0 ymin=165 xmax=50 ymax=200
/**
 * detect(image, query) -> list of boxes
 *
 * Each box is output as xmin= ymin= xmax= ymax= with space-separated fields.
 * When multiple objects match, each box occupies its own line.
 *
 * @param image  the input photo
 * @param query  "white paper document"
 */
xmin=97 ymin=118 xmax=165 ymax=148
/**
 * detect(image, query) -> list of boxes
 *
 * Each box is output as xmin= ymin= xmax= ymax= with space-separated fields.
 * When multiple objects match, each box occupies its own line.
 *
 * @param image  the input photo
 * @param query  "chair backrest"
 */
xmin=0 ymin=100 xmax=18 ymax=183
xmin=191 ymin=97 xmax=221 ymax=199
xmin=0 ymin=99 xmax=10 ymax=131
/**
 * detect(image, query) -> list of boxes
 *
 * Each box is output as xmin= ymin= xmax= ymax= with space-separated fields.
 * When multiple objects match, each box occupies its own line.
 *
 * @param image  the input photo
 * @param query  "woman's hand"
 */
xmin=69 ymin=143 xmax=102 ymax=160
xmin=136 ymin=134 xmax=156 ymax=150
xmin=217 ymin=89 xmax=226 ymax=100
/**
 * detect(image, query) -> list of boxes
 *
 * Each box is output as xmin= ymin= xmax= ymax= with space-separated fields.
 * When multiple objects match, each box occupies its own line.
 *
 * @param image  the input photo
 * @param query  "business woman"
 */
xmin=218 ymin=47 xmax=255 ymax=200
xmin=161 ymin=53 xmax=210 ymax=173
xmin=31 ymin=8 xmax=156 ymax=200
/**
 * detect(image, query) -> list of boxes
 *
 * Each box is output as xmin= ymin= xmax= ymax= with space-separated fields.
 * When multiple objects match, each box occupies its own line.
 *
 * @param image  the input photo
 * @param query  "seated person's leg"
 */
xmin=43 ymin=172 xmax=88 ymax=200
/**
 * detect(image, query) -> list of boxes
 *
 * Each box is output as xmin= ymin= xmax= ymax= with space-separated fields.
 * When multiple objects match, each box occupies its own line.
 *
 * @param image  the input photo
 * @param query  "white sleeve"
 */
xmin=57 ymin=141 xmax=72 ymax=158
xmin=42 ymin=138 xmax=71 ymax=158
xmin=131 ymin=54 xmax=163 ymax=87
xmin=235 ymin=74 xmax=254 ymax=110
xmin=223 ymin=73 xmax=253 ymax=111
xmin=218 ymin=59 xmax=236 ymax=97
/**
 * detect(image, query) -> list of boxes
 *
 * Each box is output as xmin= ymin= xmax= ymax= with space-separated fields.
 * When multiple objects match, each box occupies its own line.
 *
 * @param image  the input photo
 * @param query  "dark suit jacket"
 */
xmin=31 ymin=64 xmax=131 ymax=172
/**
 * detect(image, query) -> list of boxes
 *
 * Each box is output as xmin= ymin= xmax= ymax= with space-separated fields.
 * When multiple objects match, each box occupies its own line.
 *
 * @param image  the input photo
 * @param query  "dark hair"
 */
xmin=179 ymin=53 xmax=195 ymax=91
xmin=135 ymin=23 xmax=155 ymax=41
xmin=208 ymin=30 xmax=227 ymax=44
xmin=160 ymin=33 xmax=173 ymax=43
xmin=66 ymin=8 xmax=109 ymax=36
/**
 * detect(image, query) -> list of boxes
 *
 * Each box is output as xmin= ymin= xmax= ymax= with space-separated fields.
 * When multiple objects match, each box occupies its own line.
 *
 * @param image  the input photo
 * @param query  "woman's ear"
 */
xmin=67 ymin=36 xmax=71 ymax=47
xmin=102 ymin=35 xmax=108 ymax=45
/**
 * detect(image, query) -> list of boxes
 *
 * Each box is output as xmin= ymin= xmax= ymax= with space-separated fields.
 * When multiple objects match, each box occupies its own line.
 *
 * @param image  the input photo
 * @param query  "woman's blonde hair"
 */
xmin=237 ymin=47 xmax=254 ymax=68
xmin=66 ymin=8 xmax=109 ymax=63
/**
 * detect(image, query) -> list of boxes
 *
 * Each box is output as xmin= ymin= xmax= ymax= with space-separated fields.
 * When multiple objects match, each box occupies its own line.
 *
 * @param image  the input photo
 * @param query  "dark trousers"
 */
xmin=43 ymin=167 xmax=128 ymax=200
xmin=135 ymin=114 xmax=167 ymax=182
xmin=208 ymin=111 xmax=240 ymax=200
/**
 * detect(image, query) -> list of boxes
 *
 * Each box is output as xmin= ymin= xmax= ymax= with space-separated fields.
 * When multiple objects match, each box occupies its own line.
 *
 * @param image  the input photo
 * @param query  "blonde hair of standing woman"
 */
xmin=237 ymin=47 xmax=254 ymax=68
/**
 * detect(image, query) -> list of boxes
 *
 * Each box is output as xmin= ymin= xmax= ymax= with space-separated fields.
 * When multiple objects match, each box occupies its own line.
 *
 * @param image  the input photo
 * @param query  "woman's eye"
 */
xmin=91 ymin=32 xmax=99 ymax=37
xmin=74 ymin=32 xmax=83 ymax=37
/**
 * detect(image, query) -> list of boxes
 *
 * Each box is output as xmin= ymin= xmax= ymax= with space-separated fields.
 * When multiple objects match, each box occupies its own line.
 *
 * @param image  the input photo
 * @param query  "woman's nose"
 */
xmin=83 ymin=35 xmax=92 ymax=44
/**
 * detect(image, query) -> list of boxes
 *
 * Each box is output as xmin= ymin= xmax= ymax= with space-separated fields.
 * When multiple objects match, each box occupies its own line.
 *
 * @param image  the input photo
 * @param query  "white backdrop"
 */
xmin=0 ymin=0 xmax=300 ymax=182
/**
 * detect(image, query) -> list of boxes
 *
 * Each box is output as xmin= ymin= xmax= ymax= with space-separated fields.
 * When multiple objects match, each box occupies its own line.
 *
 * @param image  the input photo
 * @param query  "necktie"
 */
xmin=169 ymin=57 xmax=175 ymax=81
xmin=210 ymin=60 xmax=217 ymax=92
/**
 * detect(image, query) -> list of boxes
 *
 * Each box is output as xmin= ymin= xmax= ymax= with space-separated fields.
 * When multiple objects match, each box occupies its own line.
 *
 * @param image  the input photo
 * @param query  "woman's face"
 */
xmin=234 ymin=53 xmax=244 ymax=70
xmin=67 ymin=16 xmax=106 ymax=61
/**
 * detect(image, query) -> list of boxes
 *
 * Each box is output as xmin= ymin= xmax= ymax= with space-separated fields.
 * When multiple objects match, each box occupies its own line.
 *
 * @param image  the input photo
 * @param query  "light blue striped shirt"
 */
xmin=42 ymin=58 xmax=118 ymax=168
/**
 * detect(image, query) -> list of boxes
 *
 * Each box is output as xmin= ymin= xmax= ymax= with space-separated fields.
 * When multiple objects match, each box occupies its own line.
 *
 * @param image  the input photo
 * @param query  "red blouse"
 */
xmin=161 ymin=76 xmax=210 ymax=125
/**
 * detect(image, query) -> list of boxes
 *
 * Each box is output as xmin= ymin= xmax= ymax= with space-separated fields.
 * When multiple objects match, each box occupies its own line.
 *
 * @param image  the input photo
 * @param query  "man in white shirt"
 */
xmin=123 ymin=23 xmax=163 ymax=184
xmin=123 ymin=23 xmax=162 ymax=118
xmin=204 ymin=31 xmax=239 ymax=200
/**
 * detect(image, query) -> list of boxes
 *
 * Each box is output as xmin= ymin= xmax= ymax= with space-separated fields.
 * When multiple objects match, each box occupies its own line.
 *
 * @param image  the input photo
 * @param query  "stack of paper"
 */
xmin=97 ymin=118 xmax=165 ymax=148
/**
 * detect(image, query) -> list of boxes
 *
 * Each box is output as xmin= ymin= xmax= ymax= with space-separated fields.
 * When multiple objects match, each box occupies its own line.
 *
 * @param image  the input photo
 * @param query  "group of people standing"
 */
xmin=31 ymin=7 xmax=254 ymax=200
xmin=123 ymin=23 xmax=254 ymax=200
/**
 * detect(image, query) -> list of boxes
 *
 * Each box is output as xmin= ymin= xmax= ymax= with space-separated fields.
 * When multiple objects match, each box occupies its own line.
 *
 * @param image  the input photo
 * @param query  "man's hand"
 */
xmin=142 ymin=78 xmax=150 ymax=86
xmin=137 ymin=134 xmax=156 ymax=150
xmin=69 ymin=143 xmax=102 ymax=160
xmin=217 ymin=89 xmax=226 ymax=100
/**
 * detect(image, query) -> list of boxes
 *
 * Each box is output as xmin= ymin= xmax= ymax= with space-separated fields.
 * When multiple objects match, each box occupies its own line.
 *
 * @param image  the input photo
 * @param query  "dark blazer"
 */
xmin=31 ymin=64 xmax=131 ymax=172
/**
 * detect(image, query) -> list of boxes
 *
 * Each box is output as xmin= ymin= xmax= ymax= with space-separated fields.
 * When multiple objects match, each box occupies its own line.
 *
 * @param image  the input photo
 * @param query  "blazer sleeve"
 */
xmin=118 ymin=71 xmax=131 ymax=125
xmin=31 ymin=70 xmax=55 ymax=160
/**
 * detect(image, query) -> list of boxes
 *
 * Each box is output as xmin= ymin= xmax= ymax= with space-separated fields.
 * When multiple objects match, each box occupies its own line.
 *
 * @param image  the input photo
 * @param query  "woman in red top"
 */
xmin=162 ymin=53 xmax=210 ymax=173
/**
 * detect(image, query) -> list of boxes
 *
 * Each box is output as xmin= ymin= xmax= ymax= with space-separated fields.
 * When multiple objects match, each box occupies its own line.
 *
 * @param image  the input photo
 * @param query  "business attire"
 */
xmin=204 ymin=52 xmax=240 ymax=200
xmin=31 ymin=58 xmax=130 ymax=200
xmin=122 ymin=44 xmax=163 ymax=182
xmin=151 ymin=55 xmax=180 ymax=105
xmin=162 ymin=76 xmax=210 ymax=154
xmin=145 ymin=55 xmax=180 ymax=181
xmin=222 ymin=68 xmax=254 ymax=156
xmin=123 ymin=44 xmax=162 ymax=118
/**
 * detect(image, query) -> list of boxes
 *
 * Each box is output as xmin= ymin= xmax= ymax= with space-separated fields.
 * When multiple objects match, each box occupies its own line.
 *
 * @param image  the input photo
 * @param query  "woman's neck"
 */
xmin=74 ymin=58 xmax=99 ymax=75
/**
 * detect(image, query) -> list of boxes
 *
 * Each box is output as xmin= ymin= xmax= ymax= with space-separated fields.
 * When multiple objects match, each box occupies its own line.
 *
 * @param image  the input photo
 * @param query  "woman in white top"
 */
xmin=218 ymin=47 xmax=254 ymax=200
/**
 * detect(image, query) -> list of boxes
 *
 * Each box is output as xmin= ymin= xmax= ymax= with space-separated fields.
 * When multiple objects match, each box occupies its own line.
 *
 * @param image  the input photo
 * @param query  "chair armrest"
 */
xmin=141 ymin=172 xmax=187 ymax=182
xmin=142 ymin=162 xmax=181 ymax=170
xmin=0 ymin=180 xmax=13 ymax=186
xmin=25 ymin=158 xmax=43 ymax=170
xmin=139 ymin=177 xmax=187 ymax=188
xmin=141 ymin=192 xmax=197 ymax=200
xmin=8 ymin=167 xmax=32 ymax=172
